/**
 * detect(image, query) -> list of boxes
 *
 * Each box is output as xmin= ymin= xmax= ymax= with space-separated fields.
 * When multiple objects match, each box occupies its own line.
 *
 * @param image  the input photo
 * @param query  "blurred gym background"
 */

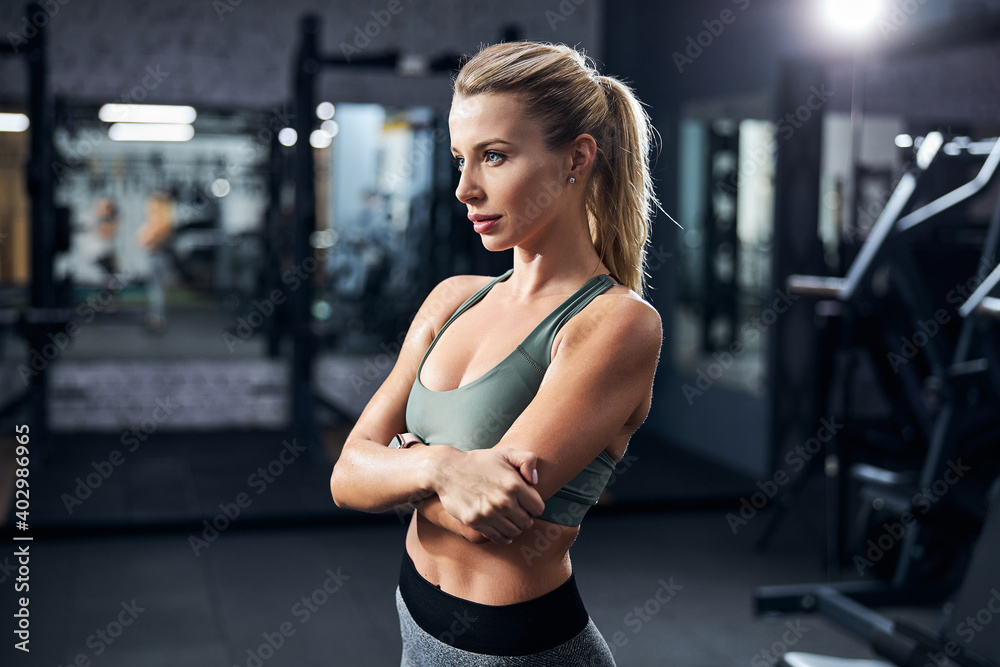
xmin=1 ymin=1 xmax=999 ymax=665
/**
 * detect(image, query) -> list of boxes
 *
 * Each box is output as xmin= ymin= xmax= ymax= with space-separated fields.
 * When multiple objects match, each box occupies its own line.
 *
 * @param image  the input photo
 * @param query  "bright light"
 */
xmin=0 ymin=113 xmax=29 ymax=132
xmin=316 ymin=102 xmax=335 ymax=120
xmin=211 ymin=178 xmax=231 ymax=197
xmin=916 ymin=131 xmax=944 ymax=169
xmin=310 ymin=129 xmax=333 ymax=149
xmin=320 ymin=120 xmax=339 ymax=138
xmin=312 ymin=300 xmax=332 ymax=320
xmin=108 ymin=123 xmax=194 ymax=142
xmin=310 ymin=229 xmax=338 ymax=248
xmin=894 ymin=134 xmax=913 ymax=148
xmin=99 ymin=104 xmax=197 ymax=124
xmin=821 ymin=0 xmax=882 ymax=37
xmin=968 ymin=139 xmax=997 ymax=155
xmin=278 ymin=128 xmax=297 ymax=146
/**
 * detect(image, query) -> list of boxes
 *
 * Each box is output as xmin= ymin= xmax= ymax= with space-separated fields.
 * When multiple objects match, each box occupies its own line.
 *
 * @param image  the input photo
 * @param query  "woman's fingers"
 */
xmin=513 ymin=484 xmax=546 ymax=519
xmin=496 ymin=447 xmax=538 ymax=487
xmin=438 ymin=448 xmax=547 ymax=543
xmin=470 ymin=513 xmax=520 ymax=544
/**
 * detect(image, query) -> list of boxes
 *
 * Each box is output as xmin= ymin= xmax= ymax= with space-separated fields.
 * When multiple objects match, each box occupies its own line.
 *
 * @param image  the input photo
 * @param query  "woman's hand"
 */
xmin=429 ymin=446 xmax=545 ymax=545
xmin=414 ymin=455 xmax=540 ymax=544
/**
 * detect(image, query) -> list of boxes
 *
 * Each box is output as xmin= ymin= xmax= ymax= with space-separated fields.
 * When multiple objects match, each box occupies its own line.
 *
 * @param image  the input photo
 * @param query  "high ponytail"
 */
xmin=454 ymin=42 xmax=659 ymax=296
xmin=590 ymin=75 xmax=655 ymax=296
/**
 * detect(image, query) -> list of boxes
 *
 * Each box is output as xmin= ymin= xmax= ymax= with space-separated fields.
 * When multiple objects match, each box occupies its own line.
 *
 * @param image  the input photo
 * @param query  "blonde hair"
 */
xmin=454 ymin=41 xmax=658 ymax=295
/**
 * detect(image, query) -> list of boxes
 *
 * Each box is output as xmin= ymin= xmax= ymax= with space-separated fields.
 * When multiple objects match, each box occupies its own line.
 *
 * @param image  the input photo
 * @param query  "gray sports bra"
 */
xmin=405 ymin=268 xmax=621 ymax=526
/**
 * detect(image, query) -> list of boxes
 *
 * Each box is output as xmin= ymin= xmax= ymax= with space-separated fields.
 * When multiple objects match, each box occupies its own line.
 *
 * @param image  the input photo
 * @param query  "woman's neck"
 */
xmin=505 ymin=211 xmax=606 ymax=301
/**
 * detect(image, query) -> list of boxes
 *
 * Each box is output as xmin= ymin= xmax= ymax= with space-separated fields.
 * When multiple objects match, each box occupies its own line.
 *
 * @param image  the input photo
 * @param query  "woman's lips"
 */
xmin=471 ymin=215 xmax=501 ymax=233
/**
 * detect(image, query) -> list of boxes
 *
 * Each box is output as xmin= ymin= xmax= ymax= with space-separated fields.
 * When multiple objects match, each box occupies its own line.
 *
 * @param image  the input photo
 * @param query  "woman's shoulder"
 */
xmin=426 ymin=273 xmax=496 ymax=306
xmin=598 ymin=283 xmax=662 ymax=330
xmin=413 ymin=273 xmax=497 ymax=330
xmin=568 ymin=284 xmax=662 ymax=356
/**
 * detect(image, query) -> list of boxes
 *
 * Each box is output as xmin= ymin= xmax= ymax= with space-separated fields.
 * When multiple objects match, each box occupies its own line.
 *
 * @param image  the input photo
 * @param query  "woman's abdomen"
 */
xmin=405 ymin=509 xmax=580 ymax=605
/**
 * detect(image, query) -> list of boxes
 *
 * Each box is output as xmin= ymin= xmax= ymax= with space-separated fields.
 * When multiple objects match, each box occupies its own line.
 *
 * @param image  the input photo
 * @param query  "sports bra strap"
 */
xmin=437 ymin=270 xmax=513 ymax=334
xmin=519 ymin=274 xmax=615 ymax=371
xmin=434 ymin=268 xmax=616 ymax=373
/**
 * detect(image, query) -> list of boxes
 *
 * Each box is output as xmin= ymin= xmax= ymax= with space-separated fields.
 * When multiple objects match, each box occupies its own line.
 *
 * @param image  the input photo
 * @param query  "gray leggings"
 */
xmin=396 ymin=585 xmax=617 ymax=666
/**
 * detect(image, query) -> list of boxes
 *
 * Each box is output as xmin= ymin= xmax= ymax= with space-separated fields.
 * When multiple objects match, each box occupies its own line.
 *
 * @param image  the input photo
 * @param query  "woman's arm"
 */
xmin=330 ymin=276 xmax=477 ymax=513
xmin=413 ymin=493 xmax=490 ymax=544
xmin=330 ymin=275 xmax=544 ymax=542
xmin=491 ymin=295 xmax=662 ymax=506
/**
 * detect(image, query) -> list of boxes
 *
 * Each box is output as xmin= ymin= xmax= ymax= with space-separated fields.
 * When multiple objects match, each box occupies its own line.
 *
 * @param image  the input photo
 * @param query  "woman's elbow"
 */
xmin=329 ymin=467 xmax=346 ymax=508
xmin=329 ymin=459 xmax=357 ymax=510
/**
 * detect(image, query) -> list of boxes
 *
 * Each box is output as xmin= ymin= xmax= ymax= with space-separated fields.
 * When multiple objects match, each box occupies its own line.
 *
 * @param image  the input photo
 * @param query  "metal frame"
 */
xmin=0 ymin=3 xmax=68 ymax=465
xmin=759 ymin=135 xmax=1000 ymax=609
xmin=287 ymin=14 xmax=465 ymax=458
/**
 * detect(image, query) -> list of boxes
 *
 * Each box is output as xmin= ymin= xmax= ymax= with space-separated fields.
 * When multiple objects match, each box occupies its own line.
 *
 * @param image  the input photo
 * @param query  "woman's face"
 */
xmin=449 ymin=92 xmax=569 ymax=250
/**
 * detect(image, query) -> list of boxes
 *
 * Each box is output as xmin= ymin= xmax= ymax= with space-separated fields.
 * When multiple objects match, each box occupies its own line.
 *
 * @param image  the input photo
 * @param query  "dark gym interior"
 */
xmin=1 ymin=1 xmax=1000 ymax=665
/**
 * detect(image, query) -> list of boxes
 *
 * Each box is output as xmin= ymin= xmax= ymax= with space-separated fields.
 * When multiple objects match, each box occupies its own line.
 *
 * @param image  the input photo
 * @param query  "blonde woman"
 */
xmin=331 ymin=41 xmax=663 ymax=665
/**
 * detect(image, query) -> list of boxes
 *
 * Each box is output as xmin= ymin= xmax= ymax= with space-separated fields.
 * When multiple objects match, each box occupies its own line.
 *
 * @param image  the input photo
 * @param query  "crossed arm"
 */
xmin=329 ymin=276 xmax=662 ymax=544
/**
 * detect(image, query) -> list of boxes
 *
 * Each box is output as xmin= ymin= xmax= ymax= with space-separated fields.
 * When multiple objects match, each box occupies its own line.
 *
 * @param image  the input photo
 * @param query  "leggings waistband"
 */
xmin=398 ymin=548 xmax=589 ymax=656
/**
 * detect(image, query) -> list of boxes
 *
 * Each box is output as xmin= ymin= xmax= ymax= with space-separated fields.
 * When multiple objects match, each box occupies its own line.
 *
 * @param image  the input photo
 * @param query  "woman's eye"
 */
xmin=452 ymin=156 xmax=465 ymax=171
xmin=485 ymin=150 xmax=504 ymax=164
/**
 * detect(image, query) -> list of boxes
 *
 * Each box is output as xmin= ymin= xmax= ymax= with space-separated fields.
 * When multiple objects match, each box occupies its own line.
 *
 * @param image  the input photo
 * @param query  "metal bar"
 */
xmin=814 ymin=586 xmax=895 ymax=638
xmin=977 ymin=296 xmax=1000 ymax=319
xmin=785 ymin=275 xmax=844 ymax=299
xmin=24 ymin=1 xmax=53 ymax=464
xmin=291 ymin=14 xmax=323 ymax=460
xmin=840 ymin=171 xmax=918 ymax=301
xmin=959 ymin=263 xmax=1000 ymax=318
xmin=754 ymin=580 xmax=954 ymax=615
xmin=897 ymin=138 xmax=1000 ymax=232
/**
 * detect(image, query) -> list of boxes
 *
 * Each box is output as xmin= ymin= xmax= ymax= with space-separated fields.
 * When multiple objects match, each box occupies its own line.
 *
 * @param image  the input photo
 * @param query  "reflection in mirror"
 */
xmin=674 ymin=116 xmax=775 ymax=397
xmin=51 ymin=102 xmax=272 ymax=348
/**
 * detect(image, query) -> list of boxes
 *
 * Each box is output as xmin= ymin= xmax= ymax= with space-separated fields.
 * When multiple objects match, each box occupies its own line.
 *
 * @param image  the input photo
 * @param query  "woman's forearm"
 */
xmin=330 ymin=437 xmax=447 ymax=513
xmin=414 ymin=494 xmax=489 ymax=543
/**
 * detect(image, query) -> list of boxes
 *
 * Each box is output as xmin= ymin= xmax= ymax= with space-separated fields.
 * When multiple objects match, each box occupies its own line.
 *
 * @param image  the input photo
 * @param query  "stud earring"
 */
xmin=569 ymin=177 xmax=576 ymax=183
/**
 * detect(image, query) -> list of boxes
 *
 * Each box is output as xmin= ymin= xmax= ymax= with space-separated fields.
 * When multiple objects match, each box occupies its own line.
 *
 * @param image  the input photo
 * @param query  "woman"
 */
xmin=330 ymin=41 xmax=663 ymax=665
xmin=135 ymin=190 xmax=176 ymax=333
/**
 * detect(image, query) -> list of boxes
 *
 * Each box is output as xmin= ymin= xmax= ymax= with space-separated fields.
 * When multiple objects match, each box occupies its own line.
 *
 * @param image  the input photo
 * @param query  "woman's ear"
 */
xmin=568 ymin=133 xmax=598 ymax=181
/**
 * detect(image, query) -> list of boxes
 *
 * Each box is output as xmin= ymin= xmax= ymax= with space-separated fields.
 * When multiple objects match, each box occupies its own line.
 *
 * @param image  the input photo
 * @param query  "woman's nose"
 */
xmin=455 ymin=168 xmax=482 ymax=204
